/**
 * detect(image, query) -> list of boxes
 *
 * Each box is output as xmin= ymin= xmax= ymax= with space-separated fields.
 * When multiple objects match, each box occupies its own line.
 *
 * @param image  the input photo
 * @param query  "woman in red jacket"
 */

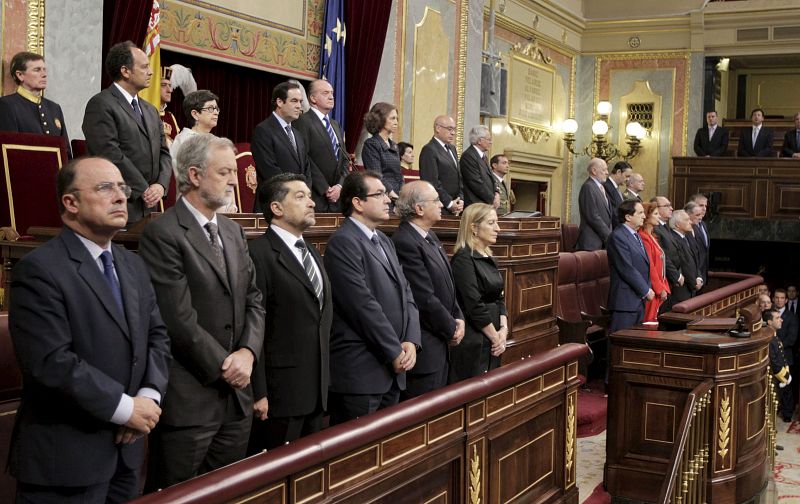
xmin=638 ymin=201 xmax=671 ymax=322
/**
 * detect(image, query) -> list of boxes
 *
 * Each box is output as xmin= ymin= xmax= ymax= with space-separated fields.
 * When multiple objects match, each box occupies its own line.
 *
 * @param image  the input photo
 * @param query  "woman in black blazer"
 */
xmin=449 ymin=203 xmax=508 ymax=383
xmin=361 ymin=102 xmax=404 ymax=202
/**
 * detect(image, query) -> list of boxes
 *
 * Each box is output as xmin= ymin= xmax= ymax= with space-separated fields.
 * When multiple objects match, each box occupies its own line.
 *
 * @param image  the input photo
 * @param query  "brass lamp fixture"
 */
xmin=561 ymin=101 xmax=646 ymax=161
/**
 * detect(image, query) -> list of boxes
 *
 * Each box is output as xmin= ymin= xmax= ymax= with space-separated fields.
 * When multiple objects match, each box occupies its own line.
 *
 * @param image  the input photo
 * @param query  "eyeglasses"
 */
xmin=362 ymin=191 xmax=389 ymax=200
xmin=657 ymin=204 xmax=673 ymax=208
xmin=435 ymin=123 xmax=456 ymax=133
xmin=417 ymin=198 xmax=441 ymax=205
xmin=72 ymin=182 xmax=132 ymax=198
xmin=201 ymin=106 xmax=220 ymax=113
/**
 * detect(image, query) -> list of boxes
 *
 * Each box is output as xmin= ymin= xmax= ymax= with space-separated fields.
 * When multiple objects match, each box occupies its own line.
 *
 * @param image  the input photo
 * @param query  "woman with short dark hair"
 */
xmin=361 ymin=102 xmax=403 ymax=202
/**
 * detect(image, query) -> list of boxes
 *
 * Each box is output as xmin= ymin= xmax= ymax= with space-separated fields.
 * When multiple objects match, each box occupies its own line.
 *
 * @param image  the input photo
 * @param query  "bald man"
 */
xmin=576 ymin=158 xmax=612 ymax=251
xmin=418 ymin=115 xmax=464 ymax=215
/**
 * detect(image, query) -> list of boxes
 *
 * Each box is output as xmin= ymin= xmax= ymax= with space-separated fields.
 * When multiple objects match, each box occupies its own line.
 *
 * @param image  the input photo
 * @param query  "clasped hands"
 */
xmin=393 ymin=342 xmax=418 ymax=373
xmin=490 ymin=326 xmax=508 ymax=357
xmin=116 ymin=396 xmax=161 ymax=445
xmin=142 ymin=183 xmax=165 ymax=208
xmin=449 ymin=319 xmax=465 ymax=347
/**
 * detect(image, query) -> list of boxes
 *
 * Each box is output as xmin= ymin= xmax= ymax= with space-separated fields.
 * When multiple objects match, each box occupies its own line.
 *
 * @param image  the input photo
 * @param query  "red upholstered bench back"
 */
xmin=557 ymin=253 xmax=582 ymax=321
xmin=575 ymin=251 xmax=607 ymax=317
xmin=560 ymin=224 xmax=579 ymax=253
xmin=593 ymin=249 xmax=610 ymax=305
xmin=234 ymin=143 xmax=258 ymax=214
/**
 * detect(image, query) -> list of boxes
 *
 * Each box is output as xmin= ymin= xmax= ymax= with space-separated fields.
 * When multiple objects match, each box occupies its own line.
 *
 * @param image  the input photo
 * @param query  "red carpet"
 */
xmin=577 ymin=379 xmax=607 ymax=438
xmin=582 ymin=483 xmax=612 ymax=504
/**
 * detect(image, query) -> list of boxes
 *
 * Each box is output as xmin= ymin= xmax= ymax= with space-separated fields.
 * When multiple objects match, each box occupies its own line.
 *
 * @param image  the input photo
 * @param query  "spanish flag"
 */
xmin=140 ymin=0 xmax=161 ymax=108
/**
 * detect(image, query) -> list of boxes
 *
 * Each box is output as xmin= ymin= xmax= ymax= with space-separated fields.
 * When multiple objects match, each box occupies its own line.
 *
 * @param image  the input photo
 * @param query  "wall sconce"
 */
xmin=561 ymin=101 xmax=644 ymax=162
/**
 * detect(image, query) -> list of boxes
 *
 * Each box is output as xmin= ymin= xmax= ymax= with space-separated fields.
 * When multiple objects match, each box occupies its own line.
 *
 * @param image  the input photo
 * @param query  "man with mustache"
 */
xmin=140 ymin=134 xmax=265 ymax=489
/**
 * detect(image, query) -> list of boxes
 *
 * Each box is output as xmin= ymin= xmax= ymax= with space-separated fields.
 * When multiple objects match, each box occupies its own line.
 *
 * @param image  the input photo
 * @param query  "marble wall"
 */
xmin=43 ymin=0 xmax=103 ymax=142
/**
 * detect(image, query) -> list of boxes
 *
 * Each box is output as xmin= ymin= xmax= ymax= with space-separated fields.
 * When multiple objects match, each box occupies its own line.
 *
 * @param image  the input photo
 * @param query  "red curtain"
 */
xmin=162 ymin=51 xmax=288 ymax=144
xmin=102 ymin=0 xmax=151 ymax=88
xmin=345 ymin=0 xmax=393 ymax=152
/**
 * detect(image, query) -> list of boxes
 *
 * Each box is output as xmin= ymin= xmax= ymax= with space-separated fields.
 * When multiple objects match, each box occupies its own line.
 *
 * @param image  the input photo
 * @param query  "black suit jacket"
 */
xmin=603 ymin=179 xmax=624 ymax=228
xmin=693 ymin=126 xmax=729 ymax=156
xmin=661 ymin=229 xmax=699 ymax=307
xmin=248 ymin=227 xmax=332 ymax=417
xmin=293 ymin=110 xmax=348 ymax=212
xmin=460 ymin=145 xmax=497 ymax=208
xmin=737 ymin=126 xmax=774 ymax=157
xmin=9 ymin=226 xmax=171 ymax=486
xmin=392 ymin=222 xmax=463 ymax=375
xmin=419 ymin=138 xmax=463 ymax=211
xmin=778 ymin=309 xmax=799 ymax=365
xmin=653 ymin=223 xmax=680 ymax=284
xmin=692 ymin=222 xmax=710 ymax=284
xmin=324 ymin=218 xmax=422 ymax=394
xmin=82 ymin=85 xmax=172 ymax=223
xmin=782 ymin=129 xmax=800 ymax=158
xmin=139 ymin=200 xmax=265 ymax=426
xmin=0 ymin=91 xmax=71 ymax=157
xmin=251 ymin=113 xmax=313 ymax=212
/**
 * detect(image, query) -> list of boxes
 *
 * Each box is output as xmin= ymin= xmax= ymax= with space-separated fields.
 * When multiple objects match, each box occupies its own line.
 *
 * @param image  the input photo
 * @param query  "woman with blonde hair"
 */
xmin=639 ymin=201 xmax=670 ymax=321
xmin=449 ymin=203 xmax=508 ymax=382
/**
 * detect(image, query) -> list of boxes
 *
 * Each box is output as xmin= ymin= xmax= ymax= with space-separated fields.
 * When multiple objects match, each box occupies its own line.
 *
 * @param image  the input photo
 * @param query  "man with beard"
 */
xmin=247 ymin=173 xmax=332 ymax=450
xmin=140 ymin=134 xmax=265 ymax=489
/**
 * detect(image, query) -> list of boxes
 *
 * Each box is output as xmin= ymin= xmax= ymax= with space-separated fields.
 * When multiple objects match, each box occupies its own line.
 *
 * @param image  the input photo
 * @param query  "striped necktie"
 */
xmin=323 ymin=115 xmax=339 ymax=155
xmin=295 ymin=239 xmax=323 ymax=307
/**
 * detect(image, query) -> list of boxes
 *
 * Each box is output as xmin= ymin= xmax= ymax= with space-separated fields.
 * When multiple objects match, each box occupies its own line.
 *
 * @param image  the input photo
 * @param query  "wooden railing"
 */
xmin=658 ymin=379 xmax=713 ymax=504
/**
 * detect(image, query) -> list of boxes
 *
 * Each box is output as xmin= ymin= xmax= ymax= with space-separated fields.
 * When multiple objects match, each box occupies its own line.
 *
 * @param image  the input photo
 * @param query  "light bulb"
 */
xmin=562 ymin=118 xmax=578 ymax=134
xmin=591 ymin=120 xmax=609 ymax=135
xmin=596 ymin=101 xmax=612 ymax=116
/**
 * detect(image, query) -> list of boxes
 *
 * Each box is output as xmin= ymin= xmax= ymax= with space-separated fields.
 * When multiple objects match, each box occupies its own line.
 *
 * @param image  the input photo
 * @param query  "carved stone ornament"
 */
xmin=510 ymin=123 xmax=551 ymax=144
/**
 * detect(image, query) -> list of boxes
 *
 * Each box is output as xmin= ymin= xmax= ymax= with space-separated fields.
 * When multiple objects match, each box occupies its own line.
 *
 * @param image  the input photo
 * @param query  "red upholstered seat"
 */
xmin=593 ymin=249 xmax=610 ymax=307
xmin=556 ymin=254 xmax=594 ymax=375
xmin=575 ymin=251 xmax=605 ymax=318
xmin=561 ymin=224 xmax=579 ymax=253
xmin=234 ymin=143 xmax=258 ymax=214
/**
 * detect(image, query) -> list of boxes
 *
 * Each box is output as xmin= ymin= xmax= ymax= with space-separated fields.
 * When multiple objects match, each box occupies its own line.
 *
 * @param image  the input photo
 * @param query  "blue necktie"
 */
xmin=100 ymin=251 xmax=124 ymax=314
xmin=323 ymin=116 xmax=339 ymax=155
xmin=131 ymin=98 xmax=145 ymax=129
xmin=634 ymin=232 xmax=646 ymax=256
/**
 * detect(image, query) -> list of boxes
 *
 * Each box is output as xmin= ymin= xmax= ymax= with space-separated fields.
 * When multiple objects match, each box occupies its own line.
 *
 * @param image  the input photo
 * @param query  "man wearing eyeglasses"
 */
xmin=324 ymin=171 xmax=422 ymax=424
xmin=8 ymin=157 xmax=171 ymax=503
xmin=83 ymin=41 xmax=172 ymax=226
xmin=419 ymin=115 xmax=465 ymax=215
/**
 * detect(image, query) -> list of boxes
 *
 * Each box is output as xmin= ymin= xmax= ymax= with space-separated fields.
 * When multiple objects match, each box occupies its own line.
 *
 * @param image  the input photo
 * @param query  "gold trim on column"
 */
xmin=717 ymin=387 xmax=732 ymax=469
xmin=565 ymin=53 xmax=576 ymax=222
xmin=26 ymin=0 xmax=46 ymax=56
xmin=455 ymin=0 xmax=468 ymax=148
xmin=565 ymin=391 xmax=577 ymax=488
xmin=469 ymin=443 xmax=481 ymax=504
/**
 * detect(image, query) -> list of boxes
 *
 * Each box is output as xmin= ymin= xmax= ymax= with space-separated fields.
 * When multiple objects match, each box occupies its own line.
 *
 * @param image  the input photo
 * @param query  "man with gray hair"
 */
xmin=392 ymin=181 xmax=465 ymax=397
xmin=576 ymin=158 xmax=612 ymax=251
xmin=140 ymin=133 xmax=265 ymax=489
xmin=419 ymin=115 xmax=464 ymax=215
xmin=781 ymin=112 xmax=800 ymax=158
xmin=460 ymin=125 xmax=500 ymax=209
xmin=623 ymin=172 xmax=645 ymax=202
xmin=661 ymin=209 xmax=701 ymax=309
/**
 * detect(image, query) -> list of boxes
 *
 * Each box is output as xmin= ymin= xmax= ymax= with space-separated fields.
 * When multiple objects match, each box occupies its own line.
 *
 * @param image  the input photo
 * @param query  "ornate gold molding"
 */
xmin=512 ymin=41 xmax=552 ymax=65
xmin=565 ymin=392 xmax=576 ymax=486
xmin=456 ymin=0 xmax=468 ymax=149
xmin=469 ymin=444 xmax=481 ymax=504
xmin=717 ymin=388 xmax=731 ymax=467
xmin=509 ymin=124 xmax=551 ymax=144
xmin=26 ymin=0 xmax=45 ymax=56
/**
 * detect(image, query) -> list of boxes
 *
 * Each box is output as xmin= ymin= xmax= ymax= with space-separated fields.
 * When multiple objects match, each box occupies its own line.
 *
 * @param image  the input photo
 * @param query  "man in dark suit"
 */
xmin=419 ymin=115 xmax=464 ymax=215
xmin=460 ymin=125 xmax=499 ymax=209
xmin=774 ymin=289 xmax=799 ymax=421
xmin=140 ymin=134 xmax=265 ymax=489
xmin=9 ymin=157 xmax=170 ymax=503
xmin=576 ymin=157 xmax=612 ymax=251
xmin=0 ymin=51 xmax=70 ymax=156
xmin=324 ymin=171 xmax=422 ymax=424
xmin=781 ymin=112 xmax=800 ymax=159
xmin=293 ymin=79 xmax=349 ymax=212
xmin=83 ymin=41 xmax=171 ymax=225
xmin=685 ymin=199 xmax=709 ymax=287
xmin=251 ymin=81 xmax=313 ymax=212
xmin=650 ymin=196 xmax=680 ymax=304
xmin=787 ymin=285 xmax=798 ymax=315
xmin=661 ymin=209 xmax=700 ymax=310
xmin=247 ymin=173 xmax=331 ymax=450
xmin=693 ymin=110 xmax=729 ymax=157
xmin=604 ymin=161 xmax=630 ymax=228
xmin=392 ymin=181 xmax=465 ymax=397
xmin=737 ymin=107 xmax=774 ymax=157
xmin=607 ymin=200 xmax=654 ymax=333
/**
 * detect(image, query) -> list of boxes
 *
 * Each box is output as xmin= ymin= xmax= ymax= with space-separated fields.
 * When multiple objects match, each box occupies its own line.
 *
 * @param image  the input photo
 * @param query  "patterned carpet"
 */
xmin=576 ymin=406 xmax=800 ymax=502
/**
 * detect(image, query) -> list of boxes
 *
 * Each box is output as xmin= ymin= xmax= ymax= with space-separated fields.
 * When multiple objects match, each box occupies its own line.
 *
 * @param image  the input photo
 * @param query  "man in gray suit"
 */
xmin=324 ymin=171 xmax=421 ymax=424
xmin=140 ymin=134 xmax=265 ymax=489
xmin=83 ymin=41 xmax=171 ymax=225
xmin=576 ymin=158 xmax=612 ymax=251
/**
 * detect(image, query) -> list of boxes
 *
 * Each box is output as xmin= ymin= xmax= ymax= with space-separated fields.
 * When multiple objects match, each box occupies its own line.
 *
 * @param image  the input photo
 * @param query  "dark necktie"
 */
xmin=634 ymin=232 xmax=646 ymax=256
xmin=323 ymin=116 xmax=339 ymax=155
xmin=285 ymin=125 xmax=298 ymax=153
xmin=204 ymin=222 xmax=227 ymax=276
xmin=371 ymin=233 xmax=390 ymax=266
xmin=796 ymin=130 xmax=799 ymax=150
xmin=444 ymin=144 xmax=457 ymax=167
xmin=100 ymin=251 xmax=124 ymax=314
xmin=130 ymin=98 xmax=146 ymax=130
xmin=295 ymin=239 xmax=323 ymax=307
xmin=425 ymin=234 xmax=447 ymax=267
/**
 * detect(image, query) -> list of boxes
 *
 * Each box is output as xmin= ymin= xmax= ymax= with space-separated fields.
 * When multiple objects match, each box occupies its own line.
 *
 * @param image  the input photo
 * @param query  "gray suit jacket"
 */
xmin=576 ymin=177 xmax=612 ymax=251
xmin=82 ymin=85 xmax=171 ymax=223
xmin=324 ymin=218 xmax=422 ymax=394
xmin=139 ymin=199 xmax=265 ymax=426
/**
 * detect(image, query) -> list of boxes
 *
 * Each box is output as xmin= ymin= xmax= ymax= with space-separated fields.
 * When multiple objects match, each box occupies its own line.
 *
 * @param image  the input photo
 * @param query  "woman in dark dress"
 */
xmin=361 ymin=102 xmax=404 ymax=202
xmin=449 ymin=203 xmax=508 ymax=383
